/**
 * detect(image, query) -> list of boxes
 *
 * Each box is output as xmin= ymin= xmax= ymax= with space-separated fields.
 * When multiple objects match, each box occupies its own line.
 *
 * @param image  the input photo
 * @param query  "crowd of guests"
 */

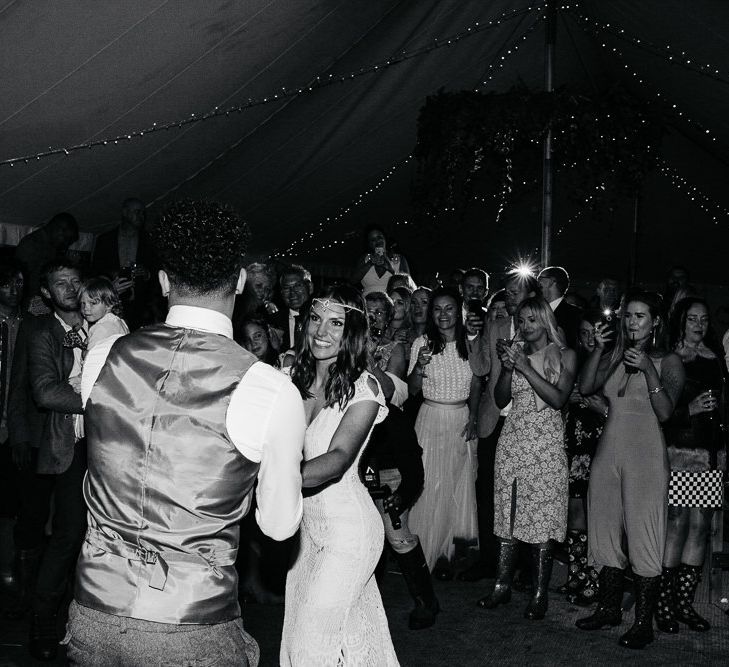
xmin=0 ymin=207 xmax=727 ymax=664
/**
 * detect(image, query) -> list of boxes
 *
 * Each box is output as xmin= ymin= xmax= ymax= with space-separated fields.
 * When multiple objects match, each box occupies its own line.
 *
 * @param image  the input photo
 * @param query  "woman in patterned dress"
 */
xmin=406 ymin=287 xmax=481 ymax=578
xmin=478 ymin=296 xmax=576 ymax=620
xmin=280 ymin=284 xmax=399 ymax=666
xmin=654 ymin=297 xmax=726 ymax=634
xmin=560 ymin=310 xmax=608 ymax=605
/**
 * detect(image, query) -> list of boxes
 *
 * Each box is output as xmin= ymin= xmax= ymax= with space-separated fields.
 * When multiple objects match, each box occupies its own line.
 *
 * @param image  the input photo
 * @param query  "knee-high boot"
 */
xmin=654 ymin=566 xmax=679 ymax=633
xmin=674 ymin=564 xmax=710 ymax=632
xmin=477 ymin=539 xmax=518 ymax=609
xmin=394 ymin=541 xmax=440 ymax=630
xmin=524 ymin=544 xmax=552 ymax=620
xmin=576 ymin=566 xmax=624 ymax=630
xmin=619 ymin=574 xmax=660 ymax=649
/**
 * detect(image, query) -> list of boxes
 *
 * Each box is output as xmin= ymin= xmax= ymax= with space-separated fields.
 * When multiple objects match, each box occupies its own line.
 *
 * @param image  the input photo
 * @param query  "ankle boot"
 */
xmin=524 ymin=544 xmax=552 ymax=620
xmin=576 ymin=566 xmax=624 ymax=630
xmin=619 ymin=574 xmax=659 ymax=649
xmin=478 ymin=539 xmax=518 ymax=609
xmin=654 ymin=566 xmax=679 ymax=633
xmin=674 ymin=564 xmax=710 ymax=632
xmin=394 ymin=542 xmax=440 ymax=630
xmin=5 ymin=547 xmax=43 ymax=619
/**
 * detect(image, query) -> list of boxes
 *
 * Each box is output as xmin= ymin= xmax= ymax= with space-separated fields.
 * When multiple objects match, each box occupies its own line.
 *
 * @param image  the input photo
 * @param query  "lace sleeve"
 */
xmin=348 ymin=371 xmax=388 ymax=425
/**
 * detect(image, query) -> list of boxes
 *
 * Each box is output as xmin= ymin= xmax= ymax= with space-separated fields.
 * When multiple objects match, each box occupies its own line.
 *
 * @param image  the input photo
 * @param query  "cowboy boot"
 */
xmin=654 ymin=566 xmax=679 ymax=633
xmin=674 ymin=564 xmax=710 ymax=632
xmin=477 ymin=538 xmax=518 ymax=609
xmin=524 ymin=544 xmax=553 ymax=620
xmin=576 ymin=566 xmax=624 ymax=630
xmin=619 ymin=574 xmax=660 ymax=649
xmin=394 ymin=542 xmax=440 ymax=630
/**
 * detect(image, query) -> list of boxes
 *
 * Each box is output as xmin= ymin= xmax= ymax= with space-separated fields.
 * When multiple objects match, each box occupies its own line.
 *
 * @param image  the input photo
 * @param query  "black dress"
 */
xmin=662 ymin=354 xmax=725 ymax=508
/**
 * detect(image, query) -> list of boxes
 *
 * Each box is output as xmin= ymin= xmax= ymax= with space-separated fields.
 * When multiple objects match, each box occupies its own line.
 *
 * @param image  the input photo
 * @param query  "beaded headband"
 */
xmin=312 ymin=297 xmax=364 ymax=314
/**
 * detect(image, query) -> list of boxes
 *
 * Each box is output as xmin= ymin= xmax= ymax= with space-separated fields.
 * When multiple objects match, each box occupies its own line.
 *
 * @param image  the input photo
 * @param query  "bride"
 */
xmin=280 ymin=284 xmax=399 ymax=666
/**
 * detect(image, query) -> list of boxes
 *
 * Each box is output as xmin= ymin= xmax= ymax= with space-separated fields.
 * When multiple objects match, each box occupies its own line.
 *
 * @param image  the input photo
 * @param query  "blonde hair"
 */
xmin=515 ymin=296 xmax=566 ymax=349
xmin=78 ymin=277 xmax=122 ymax=317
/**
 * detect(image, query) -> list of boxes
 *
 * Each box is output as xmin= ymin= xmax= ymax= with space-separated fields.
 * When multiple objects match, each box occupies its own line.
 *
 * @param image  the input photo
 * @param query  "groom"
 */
xmin=69 ymin=200 xmax=306 ymax=666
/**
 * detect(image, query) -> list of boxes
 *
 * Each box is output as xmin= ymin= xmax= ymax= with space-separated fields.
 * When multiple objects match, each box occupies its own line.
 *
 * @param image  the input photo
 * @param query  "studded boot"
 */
xmin=477 ymin=538 xmax=518 ymax=609
xmin=524 ymin=544 xmax=553 ymax=620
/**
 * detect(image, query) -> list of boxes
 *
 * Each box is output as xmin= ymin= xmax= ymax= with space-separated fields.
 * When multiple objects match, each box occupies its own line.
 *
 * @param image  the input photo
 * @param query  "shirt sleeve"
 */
xmin=81 ymin=335 xmax=122 ymax=408
xmin=226 ymin=363 xmax=305 ymax=541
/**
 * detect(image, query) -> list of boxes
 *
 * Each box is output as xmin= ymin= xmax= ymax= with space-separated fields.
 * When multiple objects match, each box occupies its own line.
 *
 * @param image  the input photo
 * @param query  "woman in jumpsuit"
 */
xmin=576 ymin=291 xmax=684 ymax=650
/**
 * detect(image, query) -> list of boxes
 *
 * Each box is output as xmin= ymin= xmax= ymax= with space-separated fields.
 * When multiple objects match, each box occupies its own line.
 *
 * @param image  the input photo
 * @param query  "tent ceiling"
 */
xmin=2 ymin=1 xmax=728 ymax=283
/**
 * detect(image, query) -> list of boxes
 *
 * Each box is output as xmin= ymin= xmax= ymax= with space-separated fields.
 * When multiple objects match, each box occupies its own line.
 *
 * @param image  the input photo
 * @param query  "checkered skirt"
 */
xmin=668 ymin=469 xmax=724 ymax=508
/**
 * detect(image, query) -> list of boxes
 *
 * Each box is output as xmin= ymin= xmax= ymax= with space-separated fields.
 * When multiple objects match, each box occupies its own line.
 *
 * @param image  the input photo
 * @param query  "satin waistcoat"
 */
xmin=76 ymin=324 xmax=259 ymax=624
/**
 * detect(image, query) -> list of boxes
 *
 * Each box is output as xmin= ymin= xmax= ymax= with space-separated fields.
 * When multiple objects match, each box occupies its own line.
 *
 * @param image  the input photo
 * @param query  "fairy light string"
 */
xmin=566 ymin=10 xmax=719 ymax=144
xmin=275 ymin=15 xmax=545 ymax=259
xmin=566 ymin=8 xmax=729 ymax=86
xmin=656 ymin=158 xmax=729 ymax=225
xmin=1 ymin=4 xmax=543 ymax=168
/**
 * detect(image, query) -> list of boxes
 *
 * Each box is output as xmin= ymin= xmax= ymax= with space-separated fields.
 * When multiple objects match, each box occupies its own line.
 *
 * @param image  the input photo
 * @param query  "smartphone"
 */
xmin=119 ymin=265 xmax=133 ymax=280
xmin=468 ymin=298 xmax=483 ymax=315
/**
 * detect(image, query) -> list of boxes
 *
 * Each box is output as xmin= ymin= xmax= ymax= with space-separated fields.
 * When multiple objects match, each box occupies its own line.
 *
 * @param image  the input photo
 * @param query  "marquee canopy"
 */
xmin=1 ymin=1 xmax=728 ymax=283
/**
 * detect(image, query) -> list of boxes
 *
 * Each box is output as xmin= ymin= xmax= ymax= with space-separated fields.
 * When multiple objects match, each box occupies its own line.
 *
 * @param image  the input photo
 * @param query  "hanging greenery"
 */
xmin=412 ymin=85 xmax=664 ymax=224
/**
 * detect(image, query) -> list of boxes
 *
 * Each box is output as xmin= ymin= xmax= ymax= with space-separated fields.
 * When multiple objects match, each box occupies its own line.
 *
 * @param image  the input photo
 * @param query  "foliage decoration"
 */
xmin=412 ymin=85 xmax=664 ymax=225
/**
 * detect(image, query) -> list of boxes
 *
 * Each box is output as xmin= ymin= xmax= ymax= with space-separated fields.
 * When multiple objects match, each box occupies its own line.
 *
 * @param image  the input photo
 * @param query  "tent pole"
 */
xmin=629 ymin=192 xmax=640 ymax=287
xmin=541 ymin=0 xmax=557 ymax=267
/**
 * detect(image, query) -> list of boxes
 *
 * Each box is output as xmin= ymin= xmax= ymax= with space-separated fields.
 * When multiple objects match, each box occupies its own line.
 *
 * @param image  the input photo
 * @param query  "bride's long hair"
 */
xmin=291 ymin=283 xmax=369 ymax=409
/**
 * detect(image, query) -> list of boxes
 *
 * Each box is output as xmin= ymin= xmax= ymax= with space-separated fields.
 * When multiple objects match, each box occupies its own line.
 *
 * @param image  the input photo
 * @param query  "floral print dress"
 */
xmin=564 ymin=401 xmax=605 ymax=498
xmin=493 ymin=349 xmax=568 ymax=544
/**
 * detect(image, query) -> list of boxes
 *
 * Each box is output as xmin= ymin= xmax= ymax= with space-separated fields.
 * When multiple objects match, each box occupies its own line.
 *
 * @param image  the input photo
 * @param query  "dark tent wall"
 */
xmin=1 ymin=1 xmax=728 ymax=284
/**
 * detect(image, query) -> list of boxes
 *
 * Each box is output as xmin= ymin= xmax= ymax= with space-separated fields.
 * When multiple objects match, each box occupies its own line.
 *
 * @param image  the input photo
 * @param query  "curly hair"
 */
xmin=153 ymin=200 xmax=249 ymax=295
xmin=291 ymin=284 xmax=369 ymax=410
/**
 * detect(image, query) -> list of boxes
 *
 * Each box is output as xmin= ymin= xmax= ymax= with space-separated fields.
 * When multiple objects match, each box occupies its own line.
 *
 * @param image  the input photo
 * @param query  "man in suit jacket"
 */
xmin=537 ymin=266 xmax=583 ymax=350
xmin=457 ymin=273 xmax=538 ymax=581
xmin=268 ymin=264 xmax=313 ymax=352
xmin=91 ymin=198 xmax=158 ymax=330
xmin=19 ymin=260 xmax=87 ymax=660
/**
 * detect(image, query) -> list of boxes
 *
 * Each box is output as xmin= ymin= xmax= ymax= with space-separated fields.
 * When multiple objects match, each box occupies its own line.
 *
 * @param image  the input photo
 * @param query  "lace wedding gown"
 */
xmin=280 ymin=372 xmax=400 ymax=666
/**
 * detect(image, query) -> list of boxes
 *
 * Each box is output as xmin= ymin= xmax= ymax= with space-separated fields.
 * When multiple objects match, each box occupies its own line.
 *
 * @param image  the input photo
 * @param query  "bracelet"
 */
xmin=648 ymin=385 xmax=665 ymax=395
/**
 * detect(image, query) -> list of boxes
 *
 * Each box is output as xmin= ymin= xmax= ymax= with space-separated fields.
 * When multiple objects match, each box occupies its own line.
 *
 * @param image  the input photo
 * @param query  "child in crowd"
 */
xmin=78 ymin=277 xmax=130 ymax=351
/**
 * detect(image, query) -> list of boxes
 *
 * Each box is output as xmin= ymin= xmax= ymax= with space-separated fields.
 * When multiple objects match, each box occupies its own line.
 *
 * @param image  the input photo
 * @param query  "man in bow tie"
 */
xmin=11 ymin=259 xmax=87 ymax=660
xmin=269 ymin=264 xmax=313 ymax=353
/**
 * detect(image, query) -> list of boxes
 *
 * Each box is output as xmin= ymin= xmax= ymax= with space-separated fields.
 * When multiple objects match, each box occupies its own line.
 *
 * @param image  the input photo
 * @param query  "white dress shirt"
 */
xmin=288 ymin=308 xmax=299 ymax=348
xmin=548 ymin=296 xmax=563 ymax=311
xmin=81 ymin=304 xmax=305 ymax=541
